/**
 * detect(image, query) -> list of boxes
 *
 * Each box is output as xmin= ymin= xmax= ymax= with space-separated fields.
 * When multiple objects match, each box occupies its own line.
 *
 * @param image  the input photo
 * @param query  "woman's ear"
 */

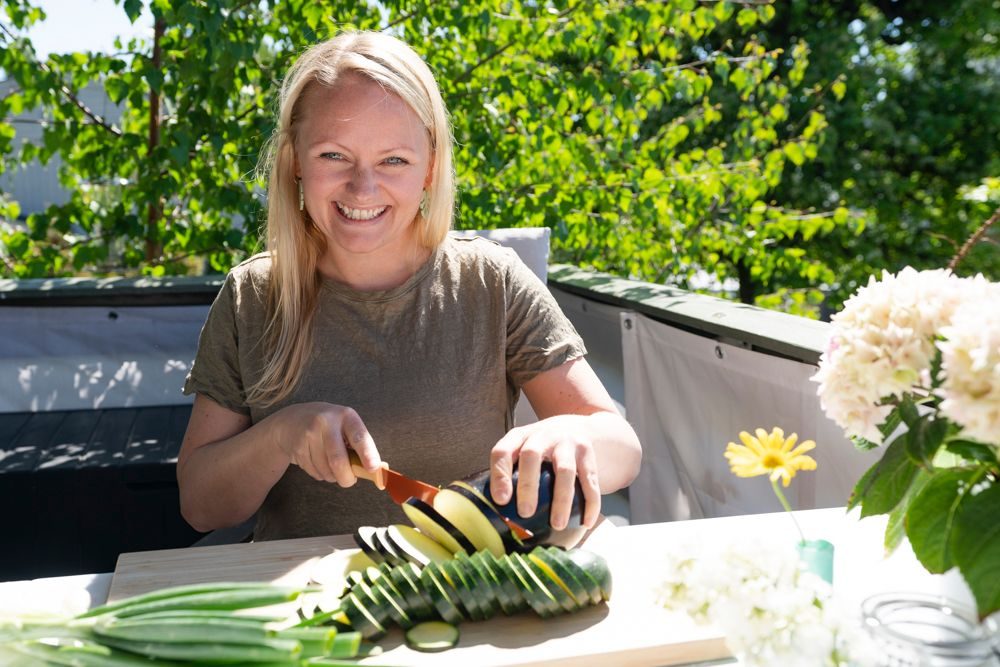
xmin=424 ymin=151 xmax=435 ymax=189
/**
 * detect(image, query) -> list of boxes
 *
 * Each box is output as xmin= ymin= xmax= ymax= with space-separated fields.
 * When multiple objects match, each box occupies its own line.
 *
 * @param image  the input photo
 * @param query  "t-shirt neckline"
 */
xmin=318 ymin=239 xmax=447 ymax=303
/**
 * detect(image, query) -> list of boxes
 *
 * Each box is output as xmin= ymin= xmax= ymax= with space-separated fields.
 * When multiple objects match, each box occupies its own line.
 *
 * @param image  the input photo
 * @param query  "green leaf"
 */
xmin=123 ymin=0 xmax=142 ymax=23
xmin=850 ymin=435 xmax=880 ymax=452
xmin=905 ymin=413 xmax=949 ymax=468
xmin=848 ymin=433 xmax=920 ymax=517
xmin=783 ymin=142 xmax=805 ymax=166
xmin=885 ymin=468 xmax=931 ymax=554
xmin=950 ymin=483 xmax=1000 ymax=618
xmin=945 ymin=441 xmax=1000 ymax=465
xmin=905 ymin=468 xmax=976 ymax=573
xmin=831 ymin=80 xmax=846 ymax=101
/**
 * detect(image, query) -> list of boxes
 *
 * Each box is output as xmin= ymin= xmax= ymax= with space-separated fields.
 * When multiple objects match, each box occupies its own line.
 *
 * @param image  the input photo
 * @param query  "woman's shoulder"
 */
xmin=443 ymin=234 xmax=520 ymax=274
xmin=222 ymin=252 xmax=273 ymax=302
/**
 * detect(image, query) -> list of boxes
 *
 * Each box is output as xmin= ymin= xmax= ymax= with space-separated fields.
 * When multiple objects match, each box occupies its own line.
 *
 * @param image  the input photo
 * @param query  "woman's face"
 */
xmin=294 ymin=73 xmax=433 ymax=274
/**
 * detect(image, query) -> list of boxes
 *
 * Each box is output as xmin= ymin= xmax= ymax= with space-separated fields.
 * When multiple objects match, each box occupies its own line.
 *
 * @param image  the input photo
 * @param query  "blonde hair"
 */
xmin=249 ymin=31 xmax=455 ymax=407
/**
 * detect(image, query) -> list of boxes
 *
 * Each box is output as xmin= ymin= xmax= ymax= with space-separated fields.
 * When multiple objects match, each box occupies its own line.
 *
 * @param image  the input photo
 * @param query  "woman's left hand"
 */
xmin=489 ymin=414 xmax=603 ymax=530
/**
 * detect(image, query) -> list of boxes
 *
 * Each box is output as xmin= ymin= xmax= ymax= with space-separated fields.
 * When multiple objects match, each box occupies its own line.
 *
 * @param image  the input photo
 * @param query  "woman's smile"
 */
xmin=335 ymin=202 xmax=389 ymax=222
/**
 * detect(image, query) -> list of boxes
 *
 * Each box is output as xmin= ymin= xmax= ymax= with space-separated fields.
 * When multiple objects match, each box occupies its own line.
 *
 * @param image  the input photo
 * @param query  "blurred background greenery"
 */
xmin=0 ymin=0 xmax=996 ymax=317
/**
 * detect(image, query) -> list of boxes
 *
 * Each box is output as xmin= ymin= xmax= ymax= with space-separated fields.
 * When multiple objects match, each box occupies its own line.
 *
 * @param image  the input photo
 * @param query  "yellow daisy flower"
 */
xmin=725 ymin=427 xmax=817 ymax=487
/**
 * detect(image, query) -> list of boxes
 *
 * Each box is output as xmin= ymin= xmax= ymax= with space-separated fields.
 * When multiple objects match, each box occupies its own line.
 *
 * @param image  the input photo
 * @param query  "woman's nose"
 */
xmin=348 ymin=167 xmax=377 ymax=198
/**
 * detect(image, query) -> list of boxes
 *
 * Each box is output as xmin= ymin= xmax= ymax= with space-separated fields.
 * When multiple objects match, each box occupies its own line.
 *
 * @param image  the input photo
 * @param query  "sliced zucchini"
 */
xmin=482 ymin=551 xmax=529 ymax=614
xmin=470 ymin=551 xmax=519 ymax=615
xmin=433 ymin=488 xmax=506 ymax=557
xmin=405 ymin=621 xmax=459 ymax=653
xmin=386 ymin=524 xmax=454 ymax=567
xmin=342 ymin=592 xmax=387 ymax=640
xmin=533 ymin=548 xmax=591 ymax=608
xmin=353 ymin=526 xmax=386 ymax=564
xmin=543 ymin=547 xmax=601 ymax=605
xmin=418 ymin=562 xmax=464 ymax=625
xmin=525 ymin=554 xmax=578 ymax=613
xmin=509 ymin=553 xmax=561 ymax=617
xmin=350 ymin=580 xmax=392 ymax=628
xmin=372 ymin=579 xmax=414 ymax=629
xmin=402 ymin=498 xmax=475 ymax=555
xmin=453 ymin=553 xmax=500 ymax=619
xmin=438 ymin=560 xmax=486 ymax=622
xmin=564 ymin=548 xmax=613 ymax=602
xmin=388 ymin=565 xmax=434 ymax=619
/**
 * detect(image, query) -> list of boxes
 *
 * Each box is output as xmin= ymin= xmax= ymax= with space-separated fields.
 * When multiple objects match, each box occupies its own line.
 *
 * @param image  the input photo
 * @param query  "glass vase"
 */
xmin=861 ymin=592 xmax=1000 ymax=666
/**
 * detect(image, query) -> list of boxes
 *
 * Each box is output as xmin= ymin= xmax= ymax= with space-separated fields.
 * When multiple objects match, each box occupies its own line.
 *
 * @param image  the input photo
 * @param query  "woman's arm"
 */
xmin=177 ymin=394 xmax=382 ymax=532
xmin=489 ymin=357 xmax=642 ymax=530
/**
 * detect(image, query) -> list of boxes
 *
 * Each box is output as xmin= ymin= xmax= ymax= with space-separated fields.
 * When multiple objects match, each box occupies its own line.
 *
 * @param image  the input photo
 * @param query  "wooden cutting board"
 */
xmin=109 ymin=520 xmax=729 ymax=667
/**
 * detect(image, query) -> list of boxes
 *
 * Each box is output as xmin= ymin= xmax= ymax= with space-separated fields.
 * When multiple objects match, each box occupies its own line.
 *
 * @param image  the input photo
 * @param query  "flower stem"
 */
xmin=771 ymin=478 xmax=806 ymax=544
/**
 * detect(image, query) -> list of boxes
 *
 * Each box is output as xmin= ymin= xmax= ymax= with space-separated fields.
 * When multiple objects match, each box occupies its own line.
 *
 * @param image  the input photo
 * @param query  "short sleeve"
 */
xmin=504 ymin=250 xmax=587 ymax=388
xmin=182 ymin=272 xmax=252 ymax=415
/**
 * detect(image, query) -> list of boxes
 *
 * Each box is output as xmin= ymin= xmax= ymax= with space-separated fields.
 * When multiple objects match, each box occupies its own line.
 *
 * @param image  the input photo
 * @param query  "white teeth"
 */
xmin=336 ymin=203 xmax=387 ymax=220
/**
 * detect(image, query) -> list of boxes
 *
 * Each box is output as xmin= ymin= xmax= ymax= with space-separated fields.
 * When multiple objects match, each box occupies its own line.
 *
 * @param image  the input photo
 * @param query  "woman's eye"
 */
xmin=384 ymin=156 xmax=408 ymax=165
xmin=320 ymin=152 xmax=343 ymax=160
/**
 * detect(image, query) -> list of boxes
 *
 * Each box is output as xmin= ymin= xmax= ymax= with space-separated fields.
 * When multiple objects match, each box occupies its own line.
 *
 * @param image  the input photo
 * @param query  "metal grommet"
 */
xmin=715 ymin=345 xmax=724 ymax=359
xmin=624 ymin=318 xmax=633 ymax=330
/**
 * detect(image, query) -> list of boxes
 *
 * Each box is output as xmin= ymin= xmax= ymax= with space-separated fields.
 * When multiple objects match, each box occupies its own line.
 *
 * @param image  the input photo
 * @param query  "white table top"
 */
xmin=0 ymin=507 xmax=983 ymax=666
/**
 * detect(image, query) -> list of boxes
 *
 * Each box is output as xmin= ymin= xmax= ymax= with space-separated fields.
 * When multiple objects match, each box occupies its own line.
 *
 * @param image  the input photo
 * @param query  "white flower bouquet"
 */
xmin=812 ymin=267 xmax=1000 ymax=618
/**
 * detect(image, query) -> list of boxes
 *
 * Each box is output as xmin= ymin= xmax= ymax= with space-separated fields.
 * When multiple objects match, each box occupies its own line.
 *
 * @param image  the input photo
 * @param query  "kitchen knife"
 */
xmin=347 ymin=451 xmax=533 ymax=541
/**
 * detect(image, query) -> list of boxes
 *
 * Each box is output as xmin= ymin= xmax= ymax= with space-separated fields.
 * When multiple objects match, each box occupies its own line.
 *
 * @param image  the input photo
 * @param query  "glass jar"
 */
xmin=861 ymin=592 xmax=1000 ymax=666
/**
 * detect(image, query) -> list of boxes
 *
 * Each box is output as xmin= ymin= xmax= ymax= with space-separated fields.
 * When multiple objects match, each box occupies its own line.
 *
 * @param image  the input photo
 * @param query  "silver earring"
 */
xmin=297 ymin=178 xmax=304 ymax=211
xmin=419 ymin=190 xmax=429 ymax=218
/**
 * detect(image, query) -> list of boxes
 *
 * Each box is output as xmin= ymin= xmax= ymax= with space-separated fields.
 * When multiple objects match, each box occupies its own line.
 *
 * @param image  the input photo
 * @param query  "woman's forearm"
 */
xmin=177 ymin=411 xmax=292 ymax=532
xmin=581 ymin=411 xmax=643 ymax=494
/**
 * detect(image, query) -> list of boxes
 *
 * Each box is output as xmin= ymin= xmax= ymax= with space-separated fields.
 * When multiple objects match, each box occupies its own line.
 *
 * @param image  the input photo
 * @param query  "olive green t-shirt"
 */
xmin=183 ymin=236 xmax=586 ymax=541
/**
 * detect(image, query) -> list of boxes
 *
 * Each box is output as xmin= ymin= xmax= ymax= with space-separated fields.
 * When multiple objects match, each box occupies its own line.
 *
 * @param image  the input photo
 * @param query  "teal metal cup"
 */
xmin=797 ymin=538 xmax=834 ymax=584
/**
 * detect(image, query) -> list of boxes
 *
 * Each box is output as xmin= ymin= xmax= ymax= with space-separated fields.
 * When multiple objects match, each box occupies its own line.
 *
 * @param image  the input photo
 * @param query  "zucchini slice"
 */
xmin=388 ymin=565 xmax=434 ymax=619
xmin=402 ymin=498 xmax=475 ymax=555
xmin=342 ymin=592 xmax=387 ymax=640
xmin=405 ymin=621 xmax=459 ymax=653
xmin=509 ymin=553 xmax=561 ymax=617
xmin=432 ymin=488 xmax=506 ymax=557
xmin=564 ymin=548 xmax=613 ymax=602
xmin=525 ymin=554 xmax=578 ymax=613
xmin=386 ymin=524 xmax=454 ymax=567
xmin=438 ymin=560 xmax=486 ymax=622
xmin=470 ymin=551 xmax=518 ymax=615
xmin=418 ymin=563 xmax=464 ymax=625
xmin=533 ymin=548 xmax=591 ymax=607
xmin=482 ymin=551 xmax=529 ymax=614
xmin=454 ymin=552 xmax=500 ymax=619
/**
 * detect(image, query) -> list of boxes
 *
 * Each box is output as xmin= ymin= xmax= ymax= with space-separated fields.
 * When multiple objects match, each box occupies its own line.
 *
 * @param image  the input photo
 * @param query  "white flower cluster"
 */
xmin=812 ymin=267 xmax=998 ymax=445
xmin=656 ymin=541 xmax=877 ymax=667
xmin=938 ymin=276 xmax=1000 ymax=445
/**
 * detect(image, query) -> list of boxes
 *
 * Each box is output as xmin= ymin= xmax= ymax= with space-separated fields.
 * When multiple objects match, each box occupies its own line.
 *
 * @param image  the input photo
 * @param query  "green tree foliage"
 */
xmin=2 ymin=0 xmax=848 ymax=315
xmin=753 ymin=0 xmax=1000 ymax=307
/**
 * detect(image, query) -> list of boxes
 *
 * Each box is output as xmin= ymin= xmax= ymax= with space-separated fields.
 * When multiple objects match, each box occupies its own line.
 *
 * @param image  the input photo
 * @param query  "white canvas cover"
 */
xmin=623 ymin=312 xmax=880 ymax=524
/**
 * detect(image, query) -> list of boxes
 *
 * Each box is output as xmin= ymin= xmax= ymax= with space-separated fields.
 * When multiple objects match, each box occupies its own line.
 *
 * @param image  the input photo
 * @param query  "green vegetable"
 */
xmin=405 ymin=621 xmax=460 ymax=652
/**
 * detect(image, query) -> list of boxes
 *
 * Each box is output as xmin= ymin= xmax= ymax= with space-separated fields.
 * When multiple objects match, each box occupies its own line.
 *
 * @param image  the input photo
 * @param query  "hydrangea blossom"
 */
xmin=812 ymin=267 xmax=967 ymax=442
xmin=656 ymin=541 xmax=877 ymax=666
xmin=937 ymin=276 xmax=1000 ymax=445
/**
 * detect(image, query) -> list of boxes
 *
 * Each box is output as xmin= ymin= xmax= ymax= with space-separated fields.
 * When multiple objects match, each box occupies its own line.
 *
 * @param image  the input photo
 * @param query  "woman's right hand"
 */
xmin=274 ymin=402 xmax=382 ymax=486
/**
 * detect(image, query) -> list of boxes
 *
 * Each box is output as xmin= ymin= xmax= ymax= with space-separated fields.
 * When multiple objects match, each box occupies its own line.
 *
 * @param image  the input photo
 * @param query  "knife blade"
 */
xmin=347 ymin=451 xmax=534 ymax=541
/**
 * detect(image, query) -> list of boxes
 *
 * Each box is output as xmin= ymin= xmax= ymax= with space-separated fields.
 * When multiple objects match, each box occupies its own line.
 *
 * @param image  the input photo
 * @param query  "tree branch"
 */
xmin=0 ymin=20 xmax=122 ymax=137
xmin=948 ymin=206 xmax=1000 ymax=272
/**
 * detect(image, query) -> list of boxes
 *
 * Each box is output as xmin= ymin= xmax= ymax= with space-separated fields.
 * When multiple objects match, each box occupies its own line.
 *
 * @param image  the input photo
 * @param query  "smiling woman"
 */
xmin=175 ymin=31 xmax=641 ymax=543
xmin=294 ymin=74 xmax=434 ymax=290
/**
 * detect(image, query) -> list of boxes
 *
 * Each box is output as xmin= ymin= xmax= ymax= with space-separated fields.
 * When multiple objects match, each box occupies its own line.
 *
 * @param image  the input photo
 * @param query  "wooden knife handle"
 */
xmin=348 ymin=450 xmax=387 ymax=490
